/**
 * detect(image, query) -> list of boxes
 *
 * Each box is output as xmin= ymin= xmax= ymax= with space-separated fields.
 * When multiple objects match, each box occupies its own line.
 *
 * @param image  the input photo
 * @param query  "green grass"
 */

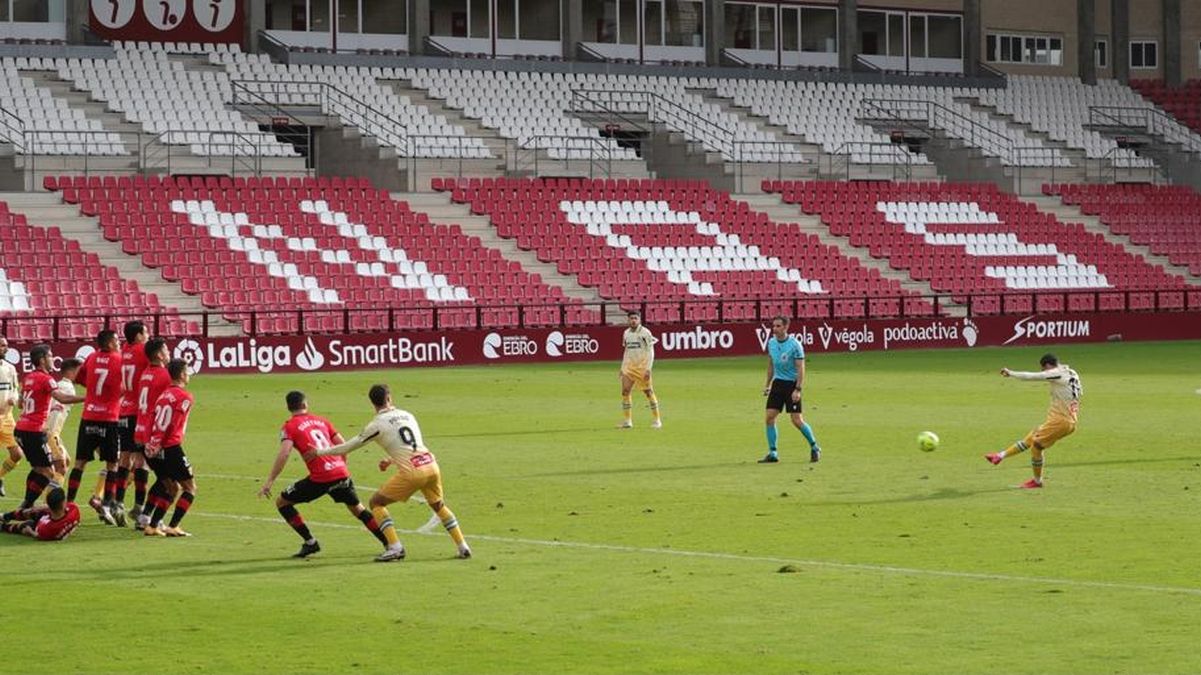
xmin=4 ymin=340 xmax=1201 ymax=674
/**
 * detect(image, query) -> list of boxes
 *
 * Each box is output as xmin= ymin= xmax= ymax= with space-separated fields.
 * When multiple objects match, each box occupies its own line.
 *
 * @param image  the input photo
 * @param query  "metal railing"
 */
xmin=5 ymin=289 xmax=1198 ymax=341
xmin=732 ymin=140 xmax=814 ymax=192
xmin=509 ymin=135 xmax=618 ymax=179
xmin=573 ymin=88 xmax=735 ymax=157
xmin=1089 ymin=106 xmax=1201 ymax=155
xmin=1083 ymin=146 xmax=1165 ymax=185
xmin=821 ymin=142 xmax=916 ymax=182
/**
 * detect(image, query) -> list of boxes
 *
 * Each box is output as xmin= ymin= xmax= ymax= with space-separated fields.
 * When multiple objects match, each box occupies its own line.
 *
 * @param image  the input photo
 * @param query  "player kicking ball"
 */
xmin=313 ymin=384 xmax=471 ymax=562
xmin=258 ymin=390 xmax=390 ymax=558
xmin=985 ymin=353 xmax=1082 ymax=489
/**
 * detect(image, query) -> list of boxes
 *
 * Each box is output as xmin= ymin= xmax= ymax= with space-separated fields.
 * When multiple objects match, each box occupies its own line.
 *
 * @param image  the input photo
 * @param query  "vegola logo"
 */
xmin=173 ymin=339 xmax=204 ymax=375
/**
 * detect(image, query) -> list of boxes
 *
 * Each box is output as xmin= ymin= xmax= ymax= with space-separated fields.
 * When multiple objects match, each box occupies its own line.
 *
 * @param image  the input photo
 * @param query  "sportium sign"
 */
xmin=5 ymin=311 xmax=1200 ymax=375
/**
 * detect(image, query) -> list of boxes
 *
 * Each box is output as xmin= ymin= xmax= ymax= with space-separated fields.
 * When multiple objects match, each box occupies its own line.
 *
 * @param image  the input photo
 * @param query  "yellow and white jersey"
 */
xmin=45 ymin=379 xmax=77 ymax=437
xmin=329 ymin=407 xmax=436 ymax=477
xmin=621 ymin=326 xmax=656 ymax=373
xmin=1009 ymin=365 xmax=1082 ymax=418
xmin=0 ymin=360 xmax=18 ymax=414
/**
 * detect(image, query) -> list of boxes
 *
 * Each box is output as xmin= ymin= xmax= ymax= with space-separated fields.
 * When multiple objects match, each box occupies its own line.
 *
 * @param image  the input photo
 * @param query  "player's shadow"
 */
xmin=6 ymin=554 xmax=373 ymax=585
xmin=439 ymin=427 xmax=603 ymax=439
xmin=1052 ymin=455 xmax=1200 ymax=469
xmin=806 ymin=486 xmax=1013 ymax=507
xmin=524 ymin=462 xmax=731 ymax=478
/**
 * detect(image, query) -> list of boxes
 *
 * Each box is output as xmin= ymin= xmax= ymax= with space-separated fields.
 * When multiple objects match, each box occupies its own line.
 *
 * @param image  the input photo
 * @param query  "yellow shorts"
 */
xmin=0 ymin=413 xmax=14 ymax=449
xmin=49 ymin=435 xmax=70 ymax=466
xmin=377 ymin=466 xmax=444 ymax=506
xmin=622 ymin=368 xmax=653 ymax=391
xmin=1026 ymin=413 xmax=1076 ymax=450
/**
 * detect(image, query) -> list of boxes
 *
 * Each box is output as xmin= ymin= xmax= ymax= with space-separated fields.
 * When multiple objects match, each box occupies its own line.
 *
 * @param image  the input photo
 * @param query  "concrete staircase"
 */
xmin=0 ymin=191 xmax=243 ymax=336
xmin=955 ymin=96 xmax=1091 ymax=180
xmin=1023 ymin=194 xmax=1201 ymax=286
xmin=739 ymin=193 xmax=967 ymax=316
xmin=400 ymin=192 xmax=624 ymax=324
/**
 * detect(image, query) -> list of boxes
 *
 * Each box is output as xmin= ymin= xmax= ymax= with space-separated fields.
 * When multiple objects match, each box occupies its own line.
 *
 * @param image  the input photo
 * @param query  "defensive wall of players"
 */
xmin=4 ymin=309 xmax=1200 ymax=375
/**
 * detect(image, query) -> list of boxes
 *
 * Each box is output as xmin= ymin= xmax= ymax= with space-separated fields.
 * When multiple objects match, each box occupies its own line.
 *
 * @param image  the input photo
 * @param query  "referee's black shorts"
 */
xmin=766 ymin=379 xmax=802 ymax=413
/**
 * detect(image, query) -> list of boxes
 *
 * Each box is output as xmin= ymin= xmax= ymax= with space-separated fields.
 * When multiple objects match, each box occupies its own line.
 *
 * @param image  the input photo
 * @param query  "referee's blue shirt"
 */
xmin=768 ymin=336 xmax=805 ymax=382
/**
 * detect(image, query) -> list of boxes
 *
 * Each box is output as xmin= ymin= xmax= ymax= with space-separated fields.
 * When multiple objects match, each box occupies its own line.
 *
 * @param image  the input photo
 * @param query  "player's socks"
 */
xmin=372 ymin=506 xmax=401 ymax=546
xmin=113 ymin=467 xmax=130 ymax=504
xmin=168 ymin=492 xmax=194 ymax=528
xmin=20 ymin=471 xmax=50 ymax=509
xmin=93 ymin=469 xmax=107 ymax=500
xmin=133 ymin=468 xmax=149 ymax=508
xmin=144 ymin=481 xmax=171 ymax=527
xmin=645 ymin=392 xmax=661 ymax=422
xmin=1030 ymin=448 xmax=1045 ymax=484
xmin=1000 ymin=439 xmax=1029 ymax=459
xmin=765 ymin=425 xmax=779 ymax=456
xmin=278 ymin=505 xmax=313 ymax=541
xmin=355 ymin=509 xmax=388 ymax=545
xmin=621 ymin=394 xmax=633 ymax=425
xmin=799 ymin=422 xmax=819 ymax=449
xmin=66 ymin=467 xmax=83 ymax=502
xmin=435 ymin=505 xmax=467 ymax=547
xmin=0 ymin=457 xmax=19 ymax=478
xmin=102 ymin=469 xmax=118 ymax=504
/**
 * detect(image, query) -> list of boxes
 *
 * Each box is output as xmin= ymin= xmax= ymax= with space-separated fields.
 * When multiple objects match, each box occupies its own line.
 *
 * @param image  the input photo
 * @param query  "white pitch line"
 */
xmin=185 ymin=510 xmax=1201 ymax=599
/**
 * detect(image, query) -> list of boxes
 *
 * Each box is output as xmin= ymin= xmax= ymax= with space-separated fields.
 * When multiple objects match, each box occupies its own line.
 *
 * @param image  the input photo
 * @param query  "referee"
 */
xmin=760 ymin=316 xmax=822 ymax=463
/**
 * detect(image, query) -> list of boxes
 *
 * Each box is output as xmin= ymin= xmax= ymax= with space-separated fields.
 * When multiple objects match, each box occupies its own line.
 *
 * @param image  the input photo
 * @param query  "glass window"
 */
xmin=887 ymin=13 xmax=904 ymax=57
xmin=310 ymin=0 xmax=330 ymax=31
xmin=1131 ymin=41 xmax=1157 ymax=69
xmin=908 ymin=15 xmax=926 ymax=58
xmin=664 ymin=0 xmax=703 ymax=47
xmin=432 ymin=0 xmax=467 ymax=37
xmin=498 ymin=0 xmax=516 ymax=39
xmin=1095 ymin=38 xmax=1107 ymax=68
xmin=1000 ymin=35 xmax=1012 ymax=62
xmin=362 ymin=0 xmax=406 ymax=34
xmin=469 ymin=0 xmax=489 ymax=38
xmin=757 ymin=5 xmax=775 ymax=51
xmin=0 ymin=2 xmax=9 ymax=21
xmin=520 ymin=0 xmax=560 ymax=40
xmin=986 ymin=34 xmax=996 ymax=61
xmin=781 ymin=7 xmax=798 ymax=52
xmin=12 ymin=0 xmax=49 ymax=22
xmin=618 ymin=0 xmax=637 ymax=44
xmin=644 ymin=0 xmax=662 ymax=46
xmin=926 ymin=15 xmax=960 ymax=59
xmin=726 ymin=3 xmax=756 ymax=50
xmin=584 ymin=0 xmax=617 ymax=43
xmin=858 ymin=10 xmax=886 ymax=56
xmin=1049 ymin=37 xmax=1062 ymax=65
xmin=338 ymin=0 xmax=360 ymax=33
xmin=801 ymin=7 xmax=836 ymax=53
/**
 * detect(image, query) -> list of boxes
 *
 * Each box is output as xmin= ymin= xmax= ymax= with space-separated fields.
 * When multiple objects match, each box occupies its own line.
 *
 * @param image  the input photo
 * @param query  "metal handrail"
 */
xmin=574 ymin=88 xmax=736 ymax=156
xmin=0 ymin=104 xmax=26 ymax=150
xmin=821 ymin=141 xmax=915 ymax=181
xmin=577 ymin=42 xmax=608 ymax=63
xmin=510 ymin=134 xmax=616 ymax=179
xmin=1089 ymin=105 xmax=1201 ymax=154
xmin=5 ymin=288 xmax=1197 ymax=341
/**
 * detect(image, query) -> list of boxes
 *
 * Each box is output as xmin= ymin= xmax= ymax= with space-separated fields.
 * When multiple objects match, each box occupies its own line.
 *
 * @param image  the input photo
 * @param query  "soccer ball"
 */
xmin=917 ymin=431 xmax=940 ymax=452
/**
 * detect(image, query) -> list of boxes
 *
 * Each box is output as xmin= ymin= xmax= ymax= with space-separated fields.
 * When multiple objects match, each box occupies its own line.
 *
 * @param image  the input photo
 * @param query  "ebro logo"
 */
xmin=545 ymin=331 xmax=600 ymax=358
xmin=482 ymin=333 xmax=539 ymax=359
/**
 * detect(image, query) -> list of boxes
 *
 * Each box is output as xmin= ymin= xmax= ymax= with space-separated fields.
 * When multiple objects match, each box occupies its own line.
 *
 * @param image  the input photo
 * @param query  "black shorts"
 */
xmin=15 ymin=430 xmax=51 ymax=468
xmin=281 ymin=477 xmax=360 ymax=506
xmin=766 ymin=379 xmax=803 ymax=413
xmin=117 ymin=417 xmax=140 ymax=454
xmin=159 ymin=446 xmax=193 ymax=482
xmin=76 ymin=421 xmax=119 ymax=463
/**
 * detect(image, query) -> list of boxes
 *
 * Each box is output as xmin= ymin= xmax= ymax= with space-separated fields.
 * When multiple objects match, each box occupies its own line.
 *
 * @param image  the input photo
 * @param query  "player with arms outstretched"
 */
xmin=142 ymin=359 xmax=196 ymax=537
xmin=14 ymin=345 xmax=84 ymax=509
xmin=0 ymin=335 xmax=21 ymax=497
xmin=2 ymin=487 xmax=80 ymax=541
xmin=67 ymin=330 xmax=125 ymax=525
xmin=760 ymin=316 xmax=821 ymax=464
xmin=986 ymin=353 xmax=1082 ymax=489
xmin=619 ymin=311 xmax=661 ymax=429
xmin=44 ymin=358 xmax=82 ymax=483
xmin=113 ymin=321 xmax=151 ymax=525
xmin=258 ymin=390 xmax=389 ymax=558
xmin=315 ymin=384 xmax=471 ymax=562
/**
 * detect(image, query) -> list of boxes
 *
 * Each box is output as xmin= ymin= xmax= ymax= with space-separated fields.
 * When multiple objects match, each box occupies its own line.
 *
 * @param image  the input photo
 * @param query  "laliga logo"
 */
xmin=173 ymin=339 xmax=204 ymax=375
xmin=482 ymin=332 xmax=503 ymax=360
xmin=296 ymin=338 xmax=326 ymax=371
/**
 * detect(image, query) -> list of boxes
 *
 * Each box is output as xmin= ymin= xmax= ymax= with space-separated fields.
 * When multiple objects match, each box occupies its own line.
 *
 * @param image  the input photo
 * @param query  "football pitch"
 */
xmin=4 ymin=340 xmax=1200 ymax=674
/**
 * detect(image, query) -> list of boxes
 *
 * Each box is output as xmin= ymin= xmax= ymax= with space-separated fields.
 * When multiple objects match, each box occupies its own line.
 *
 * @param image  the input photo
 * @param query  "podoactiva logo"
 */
xmin=296 ymin=338 xmax=326 ymax=371
xmin=173 ymin=339 xmax=204 ymax=375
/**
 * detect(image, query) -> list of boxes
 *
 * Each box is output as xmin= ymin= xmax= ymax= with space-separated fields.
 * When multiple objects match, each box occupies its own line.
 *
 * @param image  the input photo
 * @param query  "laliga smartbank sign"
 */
xmin=12 ymin=311 xmax=1200 ymax=374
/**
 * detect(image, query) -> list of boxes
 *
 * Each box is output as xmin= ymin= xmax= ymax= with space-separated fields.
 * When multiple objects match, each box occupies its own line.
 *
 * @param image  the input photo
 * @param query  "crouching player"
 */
xmin=258 ymin=390 xmax=389 ymax=558
xmin=142 ymin=360 xmax=196 ymax=537
xmin=2 ymin=487 xmax=80 ymax=540
xmin=314 ymin=384 xmax=471 ymax=562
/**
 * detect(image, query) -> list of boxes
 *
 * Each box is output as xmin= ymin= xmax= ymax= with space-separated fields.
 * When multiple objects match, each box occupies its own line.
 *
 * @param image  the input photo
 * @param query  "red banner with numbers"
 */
xmin=89 ymin=0 xmax=244 ymax=45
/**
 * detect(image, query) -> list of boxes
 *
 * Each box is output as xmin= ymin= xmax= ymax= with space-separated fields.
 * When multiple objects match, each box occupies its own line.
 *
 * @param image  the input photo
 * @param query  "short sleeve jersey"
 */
xmin=767 ymin=336 xmax=805 ymax=382
xmin=621 ymin=326 xmax=656 ymax=372
xmin=148 ymin=386 xmax=194 ymax=449
xmin=352 ymin=408 xmax=435 ymax=478
xmin=15 ymin=370 xmax=55 ymax=432
xmin=0 ymin=360 xmax=18 ymax=411
xmin=78 ymin=350 xmax=124 ymax=422
xmin=281 ymin=413 xmax=350 ymax=483
xmin=119 ymin=343 xmax=151 ymax=418
xmin=35 ymin=503 xmax=80 ymax=541
xmin=133 ymin=365 xmax=172 ymax=445
xmin=45 ymin=379 xmax=77 ymax=437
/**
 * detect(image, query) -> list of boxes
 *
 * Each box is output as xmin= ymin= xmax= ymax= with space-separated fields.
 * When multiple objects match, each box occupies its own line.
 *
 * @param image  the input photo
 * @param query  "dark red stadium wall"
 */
xmin=7 ymin=311 xmax=1200 ymax=375
xmin=88 ymin=0 xmax=245 ymax=45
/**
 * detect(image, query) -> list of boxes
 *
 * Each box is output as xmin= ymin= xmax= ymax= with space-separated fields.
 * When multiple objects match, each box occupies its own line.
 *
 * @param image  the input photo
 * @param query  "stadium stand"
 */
xmin=0 ymin=200 xmax=195 ymax=339
xmin=765 ymin=180 xmax=1194 ymax=314
xmin=1046 ymin=183 xmax=1201 ymax=277
xmin=440 ymin=177 xmax=932 ymax=321
xmin=1131 ymin=79 xmax=1201 ymax=136
xmin=44 ymin=175 xmax=596 ymax=334
xmin=0 ymin=60 xmax=126 ymax=155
